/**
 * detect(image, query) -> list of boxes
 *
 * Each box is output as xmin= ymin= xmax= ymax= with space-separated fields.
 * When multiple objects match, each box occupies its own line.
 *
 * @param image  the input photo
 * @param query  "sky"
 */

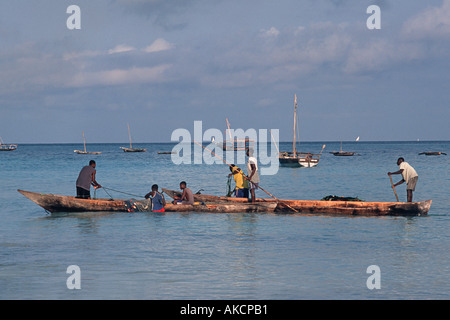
xmin=1 ymin=0 xmax=449 ymax=143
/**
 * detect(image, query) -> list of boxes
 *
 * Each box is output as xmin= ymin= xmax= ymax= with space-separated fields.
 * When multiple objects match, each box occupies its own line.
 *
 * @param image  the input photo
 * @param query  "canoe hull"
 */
xmin=162 ymin=189 xmax=431 ymax=216
xmin=165 ymin=202 xmax=277 ymax=213
xmin=279 ymin=155 xmax=319 ymax=168
xmin=120 ymin=147 xmax=147 ymax=152
xmin=17 ymin=190 xmax=277 ymax=213
xmin=18 ymin=189 xmax=126 ymax=212
xmin=74 ymin=150 xmax=102 ymax=155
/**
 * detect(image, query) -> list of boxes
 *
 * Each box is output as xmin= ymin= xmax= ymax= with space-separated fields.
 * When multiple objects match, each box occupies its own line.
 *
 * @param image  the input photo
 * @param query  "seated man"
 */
xmin=172 ymin=181 xmax=195 ymax=205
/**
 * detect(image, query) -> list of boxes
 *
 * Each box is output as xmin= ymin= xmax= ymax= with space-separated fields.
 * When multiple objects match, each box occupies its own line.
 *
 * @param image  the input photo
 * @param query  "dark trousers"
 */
xmin=76 ymin=186 xmax=90 ymax=199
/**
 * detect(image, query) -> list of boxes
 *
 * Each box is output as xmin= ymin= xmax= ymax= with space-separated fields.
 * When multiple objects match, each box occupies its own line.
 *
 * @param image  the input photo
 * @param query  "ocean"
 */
xmin=0 ymin=141 xmax=449 ymax=300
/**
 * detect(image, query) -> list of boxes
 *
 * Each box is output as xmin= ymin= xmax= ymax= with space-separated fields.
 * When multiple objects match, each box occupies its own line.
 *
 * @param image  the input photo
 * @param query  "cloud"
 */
xmin=402 ymin=0 xmax=450 ymax=39
xmin=66 ymin=64 xmax=172 ymax=87
xmin=108 ymin=44 xmax=136 ymax=54
xmin=143 ymin=38 xmax=175 ymax=53
xmin=260 ymin=27 xmax=280 ymax=38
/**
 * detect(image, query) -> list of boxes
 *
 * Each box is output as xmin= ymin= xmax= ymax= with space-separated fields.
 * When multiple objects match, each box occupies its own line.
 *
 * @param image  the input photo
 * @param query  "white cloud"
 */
xmin=402 ymin=0 xmax=450 ymax=39
xmin=143 ymin=38 xmax=175 ymax=53
xmin=66 ymin=64 xmax=172 ymax=87
xmin=108 ymin=44 xmax=136 ymax=54
xmin=63 ymin=50 xmax=103 ymax=61
xmin=260 ymin=27 xmax=280 ymax=38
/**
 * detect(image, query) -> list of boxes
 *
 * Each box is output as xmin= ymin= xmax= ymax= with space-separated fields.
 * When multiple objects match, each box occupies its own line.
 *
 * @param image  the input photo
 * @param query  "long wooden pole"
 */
xmin=389 ymin=175 xmax=399 ymax=202
xmin=193 ymin=140 xmax=299 ymax=213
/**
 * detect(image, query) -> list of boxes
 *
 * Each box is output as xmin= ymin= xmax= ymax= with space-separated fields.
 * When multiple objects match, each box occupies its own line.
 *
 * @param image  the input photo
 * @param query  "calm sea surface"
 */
xmin=0 ymin=141 xmax=449 ymax=299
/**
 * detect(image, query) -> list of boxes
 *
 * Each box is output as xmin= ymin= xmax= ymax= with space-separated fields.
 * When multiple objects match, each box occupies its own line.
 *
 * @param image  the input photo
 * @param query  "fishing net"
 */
xmin=321 ymin=195 xmax=364 ymax=202
xmin=124 ymin=199 xmax=152 ymax=212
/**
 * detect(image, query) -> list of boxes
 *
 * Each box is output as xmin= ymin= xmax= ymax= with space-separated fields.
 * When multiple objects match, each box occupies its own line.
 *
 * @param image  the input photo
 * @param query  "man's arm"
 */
xmin=91 ymin=170 xmax=102 ymax=189
xmin=245 ymin=163 xmax=257 ymax=180
xmin=388 ymin=169 xmax=403 ymax=176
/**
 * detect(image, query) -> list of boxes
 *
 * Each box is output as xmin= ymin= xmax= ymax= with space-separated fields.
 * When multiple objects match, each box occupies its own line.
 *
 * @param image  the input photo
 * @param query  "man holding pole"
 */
xmin=245 ymin=148 xmax=260 ymax=203
xmin=388 ymin=157 xmax=418 ymax=202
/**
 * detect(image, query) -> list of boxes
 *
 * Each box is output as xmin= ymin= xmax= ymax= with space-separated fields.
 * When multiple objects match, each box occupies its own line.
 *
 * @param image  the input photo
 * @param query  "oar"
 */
xmin=193 ymin=140 xmax=299 ymax=213
xmin=388 ymin=175 xmax=399 ymax=202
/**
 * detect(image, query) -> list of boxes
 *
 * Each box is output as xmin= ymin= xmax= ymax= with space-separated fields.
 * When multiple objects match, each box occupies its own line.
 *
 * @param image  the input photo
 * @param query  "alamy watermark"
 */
xmin=170 ymin=121 xmax=280 ymax=176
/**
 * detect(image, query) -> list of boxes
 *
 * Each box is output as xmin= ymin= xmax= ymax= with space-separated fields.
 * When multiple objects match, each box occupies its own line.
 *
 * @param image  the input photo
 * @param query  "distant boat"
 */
xmin=355 ymin=136 xmax=360 ymax=142
xmin=120 ymin=123 xmax=146 ymax=152
xmin=418 ymin=151 xmax=447 ymax=156
xmin=0 ymin=136 xmax=17 ymax=151
xmin=157 ymin=151 xmax=175 ymax=154
xmin=279 ymin=94 xmax=323 ymax=167
xmin=215 ymin=118 xmax=255 ymax=151
xmin=330 ymin=141 xmax=358 ymax=156
xmin=74 ymin=131 xmax=101 ymax=155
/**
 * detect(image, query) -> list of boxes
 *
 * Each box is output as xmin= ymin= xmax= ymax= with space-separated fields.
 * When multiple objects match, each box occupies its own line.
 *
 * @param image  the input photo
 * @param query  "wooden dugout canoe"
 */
xmin=17 ymin=189 xmax=277 ymax=214
xmin=162 ymin=188 xmax=432 ymax=216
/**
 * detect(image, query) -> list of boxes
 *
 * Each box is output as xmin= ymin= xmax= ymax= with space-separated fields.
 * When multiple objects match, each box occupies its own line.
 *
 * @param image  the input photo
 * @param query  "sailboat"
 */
xmin=330 ymin=141 xmax=358 ymax=156
xmin=120 ymin=123 xmax=146 ymax=152
xmin=0 ymin=136 xmax=17 ymax=151
xmin=279 ymin=94 xmax=324 ymax=167
xmin=216 ymin=118 xmax=254 ymax=151
xmin=74 ymin=131 xmax=102 ymax=155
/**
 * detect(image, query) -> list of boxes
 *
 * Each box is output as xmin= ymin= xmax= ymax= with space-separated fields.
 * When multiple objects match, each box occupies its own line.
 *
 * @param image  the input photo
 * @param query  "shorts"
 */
xmin=76 ymin=186 xmax=90 ymax=199
xmin=407 ymin=176 xmax=418 ymax=191
xmin=248 ymin=182 xmax=259 ymax=190
xmin=235 ymin=188 xmax=249 ymax=198
xmin=152 ymin=208 xmax=165 ymax=213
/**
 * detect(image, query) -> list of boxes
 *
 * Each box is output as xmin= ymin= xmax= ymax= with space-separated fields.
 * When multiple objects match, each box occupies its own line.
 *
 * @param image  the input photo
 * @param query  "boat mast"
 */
xmin=82 ymin=131 xmax=86 ymax=153
xmin=127 ymin=123 xmax=132 ymax=148
xmin=293 ymin=94 xmax=297 ymax=157
xmin=226 ymin=118 xmax=233 ymax=141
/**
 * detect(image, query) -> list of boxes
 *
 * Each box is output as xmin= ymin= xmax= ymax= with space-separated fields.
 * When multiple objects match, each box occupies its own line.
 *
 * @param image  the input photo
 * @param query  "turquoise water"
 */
xmin=1 ymin=141 xmax=449 ymax=299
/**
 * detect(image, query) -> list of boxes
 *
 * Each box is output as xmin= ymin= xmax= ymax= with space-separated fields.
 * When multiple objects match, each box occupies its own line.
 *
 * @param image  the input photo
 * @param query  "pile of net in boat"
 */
xmin=321 ymin=195 xmax=364 ymax=202
xmin=124 ymin=199 xmax=152 ymax=212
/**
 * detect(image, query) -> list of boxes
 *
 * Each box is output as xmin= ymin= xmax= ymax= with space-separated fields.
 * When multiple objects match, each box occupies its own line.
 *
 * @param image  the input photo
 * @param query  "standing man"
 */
xmin=245 ymin=148 xmax=260 ymax=203
xmin=388 ymin=157 xmax=418 ymax=202
xmin=229 ymin=164 xmax=249 ymax=199
xmin=76 ymin=160 xmax=102 ymax=199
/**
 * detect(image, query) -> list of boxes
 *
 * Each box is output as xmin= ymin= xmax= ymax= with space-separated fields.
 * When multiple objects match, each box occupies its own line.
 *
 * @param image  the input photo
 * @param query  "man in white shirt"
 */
xmin=388 ymin=157 xmax=418 ymax=202
xmin=245 ymin=148 xmax=260 ymax=203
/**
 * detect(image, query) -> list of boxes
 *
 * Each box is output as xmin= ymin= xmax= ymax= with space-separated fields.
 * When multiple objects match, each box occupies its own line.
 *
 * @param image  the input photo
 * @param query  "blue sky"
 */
xmin=1 ymin=0 xmax=449 ymax=143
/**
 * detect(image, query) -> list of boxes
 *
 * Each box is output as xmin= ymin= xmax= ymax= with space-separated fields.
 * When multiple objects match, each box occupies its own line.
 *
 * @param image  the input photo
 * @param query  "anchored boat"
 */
xmin=120 ymin=123 xmax=146 ymax=152
xmin=418 ymin=152 xmax=447 ymax=156
xmin=0 ymin=136 xmax=17 ymax=151
xmin=279 ymin=95 xmax=323 ymax=167
xmin=329 ymin=141 xmax=358 ymax=156
xmin=74 ymin=131 xmax=102 ymax=155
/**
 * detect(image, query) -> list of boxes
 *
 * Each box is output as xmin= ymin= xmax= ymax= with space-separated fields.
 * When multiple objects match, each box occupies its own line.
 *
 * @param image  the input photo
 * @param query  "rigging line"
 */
xmin=102 ymin=187 xmax=144 ymax=199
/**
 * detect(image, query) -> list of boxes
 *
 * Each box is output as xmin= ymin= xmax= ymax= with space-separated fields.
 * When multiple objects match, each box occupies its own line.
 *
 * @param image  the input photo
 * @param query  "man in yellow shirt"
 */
xmin=229 ymin=165 xmax=249 ymax=199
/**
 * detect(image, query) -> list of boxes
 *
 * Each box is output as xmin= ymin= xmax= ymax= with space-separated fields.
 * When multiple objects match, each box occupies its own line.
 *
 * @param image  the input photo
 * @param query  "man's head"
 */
xmin=229 ymin=164 xmax=240 ymax=174
xmin=180 ymin=181 xmax=187 ymax=189
xmin=89 ymin=160 xmax=96 ymax=167
xmin=152 ymin=184 xmax=158 ymax=191
xmin=397 ymin=157 xmax=404 ymax=165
